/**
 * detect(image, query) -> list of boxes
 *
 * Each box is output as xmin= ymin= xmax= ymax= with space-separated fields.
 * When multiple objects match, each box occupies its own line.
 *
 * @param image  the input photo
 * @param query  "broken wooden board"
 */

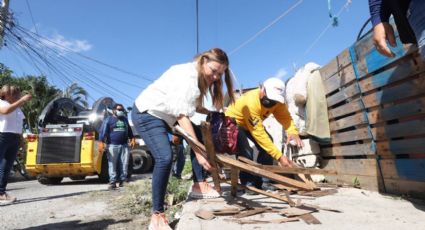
xmin=217 ymin=154 xmax=316 ymax=191
xmin=200 ymin=122 xmax=222 ymax=192
xmin=300 ymin=213 xmax=321 ymax=224
xmin=234 ymin=207 xmax=272 ymax=219
xmin=297 ymin=188 xmax=338 ymax=197
xmin=280 ymin=206 xmax=316 ymax=217
xmin=195 ymin=209 xmax=215 ymax=220
xmin=239 ymin=157 xmax=337 ymax=175
xmin=224 ymin=217 xmax=299 ymax=225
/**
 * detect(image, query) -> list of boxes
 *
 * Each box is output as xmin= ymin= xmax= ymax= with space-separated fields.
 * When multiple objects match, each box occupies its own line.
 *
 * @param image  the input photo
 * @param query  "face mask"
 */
xmin=260 ymin=96 xmax=277 ymax=108
xmin=115 ymin=111 xmax=125 ymax=117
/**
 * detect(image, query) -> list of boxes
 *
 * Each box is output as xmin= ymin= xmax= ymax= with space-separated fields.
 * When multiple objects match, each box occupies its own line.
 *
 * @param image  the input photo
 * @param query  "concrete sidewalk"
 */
xmin=176 ymin=184 xmax=425 ymax=230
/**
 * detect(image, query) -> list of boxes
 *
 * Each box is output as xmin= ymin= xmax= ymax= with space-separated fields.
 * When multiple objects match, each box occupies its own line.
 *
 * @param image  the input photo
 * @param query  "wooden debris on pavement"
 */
xmin=224 ymin=217 xmax=300 ymax=225
xmin=299 ymin=213 xmax=322 ymax=224
xmin=195 ymin=209 xmax=216 ymax=220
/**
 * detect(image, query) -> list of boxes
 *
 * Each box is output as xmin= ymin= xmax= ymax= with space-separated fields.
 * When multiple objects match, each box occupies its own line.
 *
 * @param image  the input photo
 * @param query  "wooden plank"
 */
xmin=238 ymin=157 xmax=337 ymax=175
xmin=200 ymin=122 xmax=222 ymax=193
xmin=321 ymin=142 xmax=375 ymax=157
xmin=384 ymin=178 xmax=425 ymax=198
xmin=329 ymin=112 xmax=368 ymax=131
xmin=376 ymin=138 xmax=425 ymax=155
xmin=234 ymin=207 xmax=271 ymax=218
xmin=230 ymin=183 xmax=296 ymax=206
xmin=231 ymin=167 xmax=239 ymax=197
xmin=320 ymin=48 xmax=351 ymax=81
xmin=300 ymin=213 xmax=321 ymax=225
xmin=323 ymin=64 xmax=356 ymax=95
xmin=380 ymin=159 xmax=425 ymax=182
xmin=362 ymin=75 xmax=425 ymax=108
xmin=216 ymin=154 xmax=315 ymax=190
xmin=367 ymin=97 xmax=425 ymax=124
xmin=321 ymin=159 xmax=378 ymax=177
xmin=326 ymin=83 xmax=360 ymax=107
xmin=330 ymin=127 xmax=371 ymax=144
xmin=358 ymin=58 xmax=423 ymax=93
xmin=328 ymin=99 xmax=364 ymax=119
xmin=371 ymin=119 xmax=425 ymax=141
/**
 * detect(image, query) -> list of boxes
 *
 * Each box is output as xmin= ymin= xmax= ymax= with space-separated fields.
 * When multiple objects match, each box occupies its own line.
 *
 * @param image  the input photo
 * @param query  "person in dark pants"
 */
xmin=131 ymin=48 xmax=235 ymax=230
xmin=171 ymin=134 xmax=185 ymax=179
xmin=0 ymin=85 xmax=31 ymax=204
xmin=225 ymin=78 xmax=303 ymax=192
xmin=99 ymin=104 xmax=135 ymax=190
xmin=369 ymin=0 xmax=425 ymax=60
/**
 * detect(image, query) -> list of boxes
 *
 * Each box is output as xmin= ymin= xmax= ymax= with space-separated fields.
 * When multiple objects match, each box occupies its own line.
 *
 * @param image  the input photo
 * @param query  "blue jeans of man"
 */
xmin=236 ymin=127 xmax=274 ymax=189
xmin=0 ymin=133 xmax=20 ymax=195
xmin=106 ymin=144 xmax=129 ymax=183
xmin=172 ymin=144 xmax=185 ymax=178
xmin=409 ymin=0 xmax=425 ymax=60
xmin=131 ymin=109 xmax=172 ymax=213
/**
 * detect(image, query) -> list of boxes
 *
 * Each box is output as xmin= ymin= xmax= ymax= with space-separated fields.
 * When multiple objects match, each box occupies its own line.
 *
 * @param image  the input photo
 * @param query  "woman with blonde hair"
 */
xmin=0 ymin=84 xmax=31 ymax=204
xmin=131 ymin=48 xmax=234 ymax=230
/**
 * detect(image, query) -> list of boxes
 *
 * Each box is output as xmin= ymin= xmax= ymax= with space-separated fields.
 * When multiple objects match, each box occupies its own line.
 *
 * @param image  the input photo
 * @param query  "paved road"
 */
xmin=1 ymin=174 xmax=151 ymax=230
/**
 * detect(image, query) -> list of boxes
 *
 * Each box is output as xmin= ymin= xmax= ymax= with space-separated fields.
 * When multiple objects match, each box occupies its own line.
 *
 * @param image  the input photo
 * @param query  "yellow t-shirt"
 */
xmin=225 ymin=88 xmax=298 ymax=160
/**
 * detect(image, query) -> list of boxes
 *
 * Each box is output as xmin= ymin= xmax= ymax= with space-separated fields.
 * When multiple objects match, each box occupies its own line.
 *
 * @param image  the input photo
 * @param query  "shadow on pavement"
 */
xmin=20 ymin=218 xmax=132 ymax=230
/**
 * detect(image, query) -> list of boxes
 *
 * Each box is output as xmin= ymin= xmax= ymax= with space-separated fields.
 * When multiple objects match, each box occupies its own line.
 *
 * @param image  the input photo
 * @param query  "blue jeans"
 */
xmin=0 ymin=133 xmax=20 ymax=195
xmin=236 ymin=127 xmax=274 ymax=188
xmin=131 ymin=108 xmax=172 ymax=213
xmin=107 ymin=144 xmax=129 ymax=183
xmin=409 ymin=0 xmax=425 ymax=60
xmin=172 ymin=144 xmax=185 ymax=178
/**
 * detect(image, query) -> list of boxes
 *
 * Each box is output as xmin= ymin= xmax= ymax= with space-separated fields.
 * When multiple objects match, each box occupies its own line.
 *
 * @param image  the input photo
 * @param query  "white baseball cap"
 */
xmin=263 ymin=77 xmax=286 ymax=104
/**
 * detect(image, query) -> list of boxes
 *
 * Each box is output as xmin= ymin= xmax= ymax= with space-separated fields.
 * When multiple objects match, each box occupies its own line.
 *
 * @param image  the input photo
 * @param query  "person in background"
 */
xmin=99 ymin=104 xmax=135 ymax=190
xmin=369 ymin=0 xmax=425 ymax=60
xmin=225 ymin=78 xmax=303 ymax=192
xmin=131 ymin=48 xmax=235 ymax=230
xmin=0 ymin=85 xmax=32 ymax=204
xmin=171 ymin=134 xmax=185 ymax=179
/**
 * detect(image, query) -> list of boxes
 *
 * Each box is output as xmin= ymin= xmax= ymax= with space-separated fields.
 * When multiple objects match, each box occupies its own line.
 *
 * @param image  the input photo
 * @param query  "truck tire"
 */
xmin=130 ymin=148 xmax=153 ymax=173
xmin=70 ymin=176 xmax=86 ymax=181
xmin=37 ymin=175 xmax=63 ymax=185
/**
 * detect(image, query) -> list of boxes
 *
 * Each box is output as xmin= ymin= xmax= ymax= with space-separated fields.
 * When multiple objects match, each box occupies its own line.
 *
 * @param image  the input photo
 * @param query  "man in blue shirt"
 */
xmin=369 ymin=0 xmax=424 ymax=59
xmin=99 ymin=104 xmax=135 ymax=189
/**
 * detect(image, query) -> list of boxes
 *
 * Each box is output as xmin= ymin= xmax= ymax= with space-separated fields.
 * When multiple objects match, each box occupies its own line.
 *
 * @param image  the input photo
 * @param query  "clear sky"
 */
xmin=0 ymin=0 xmax=370 ymax=108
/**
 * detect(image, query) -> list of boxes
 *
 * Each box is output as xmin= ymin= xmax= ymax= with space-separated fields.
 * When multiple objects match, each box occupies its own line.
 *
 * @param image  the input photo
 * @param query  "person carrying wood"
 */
xmin=225 ymin=77 xmax=303 ymax=192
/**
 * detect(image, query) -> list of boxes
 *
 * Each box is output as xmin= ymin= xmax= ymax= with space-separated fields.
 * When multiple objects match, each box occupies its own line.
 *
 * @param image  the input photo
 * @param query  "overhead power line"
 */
xmin=229 ymin=0 xmax=303 ymax=56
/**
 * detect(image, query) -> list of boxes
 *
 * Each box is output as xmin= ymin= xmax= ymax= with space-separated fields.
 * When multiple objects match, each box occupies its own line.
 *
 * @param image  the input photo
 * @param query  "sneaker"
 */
xmin=0 ymin=193 xmax=17 ymax=204
xmin=148 ymin=212 xmax=172 ymax=230
xmin=189 ymin=182 xmax=221 ymax=199
xmin=108 ymin=183 xmax=118 ymax=190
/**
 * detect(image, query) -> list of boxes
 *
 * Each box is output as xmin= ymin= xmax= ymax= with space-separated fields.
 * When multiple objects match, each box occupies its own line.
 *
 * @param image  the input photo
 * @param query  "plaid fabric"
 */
xmin=208 ymin=112 xmax=238 ymax=154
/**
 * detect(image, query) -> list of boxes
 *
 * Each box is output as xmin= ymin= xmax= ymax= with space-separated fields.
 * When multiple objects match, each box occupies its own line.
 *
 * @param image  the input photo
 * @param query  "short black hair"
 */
xmin=113 ymin=103 xmax=124 ymax=110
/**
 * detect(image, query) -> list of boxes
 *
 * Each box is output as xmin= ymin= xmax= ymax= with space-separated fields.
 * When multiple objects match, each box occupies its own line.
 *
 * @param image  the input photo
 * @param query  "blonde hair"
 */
xmin=195 ymin=48 xmax=235 ymax=110
xmin=0 ymin=84 xmax=21 ymax=101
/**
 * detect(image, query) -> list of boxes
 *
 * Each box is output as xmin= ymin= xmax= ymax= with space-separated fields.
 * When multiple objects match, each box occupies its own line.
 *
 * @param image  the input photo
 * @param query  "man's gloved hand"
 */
xmin=130 ymin=138 xmax=136 ymax=149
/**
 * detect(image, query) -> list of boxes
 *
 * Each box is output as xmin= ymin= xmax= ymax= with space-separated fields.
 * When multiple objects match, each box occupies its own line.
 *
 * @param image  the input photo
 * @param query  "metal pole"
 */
xmin=195 ymin=0 xmax=199 ymax=54
xmin=0 ymin=0 xmax=10 ymax=49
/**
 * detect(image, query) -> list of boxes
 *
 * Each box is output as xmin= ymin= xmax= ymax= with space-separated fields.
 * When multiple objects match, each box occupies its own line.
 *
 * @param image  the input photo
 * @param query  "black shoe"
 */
xmin=108 ymin=183 xmax=118 ymax=190
xmin=261 ymin=183 xmax=277 ymax=192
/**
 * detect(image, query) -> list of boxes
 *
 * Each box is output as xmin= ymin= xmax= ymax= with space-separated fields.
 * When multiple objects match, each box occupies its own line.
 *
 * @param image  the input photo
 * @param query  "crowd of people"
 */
xmin=1 ymin=2 xmax=424 ymax=230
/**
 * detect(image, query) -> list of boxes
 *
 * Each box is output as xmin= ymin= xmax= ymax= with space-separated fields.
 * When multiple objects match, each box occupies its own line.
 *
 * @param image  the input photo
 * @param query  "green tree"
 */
xmin=61 ymin=82 xmax=89 ymax=108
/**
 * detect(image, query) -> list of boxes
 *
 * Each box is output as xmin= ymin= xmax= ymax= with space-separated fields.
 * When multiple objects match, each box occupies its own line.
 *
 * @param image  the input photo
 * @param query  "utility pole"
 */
xmin=0 ymin=0 xmax=10 ymax=49
xmin=195 ymin=0 xmax=199 ymax=54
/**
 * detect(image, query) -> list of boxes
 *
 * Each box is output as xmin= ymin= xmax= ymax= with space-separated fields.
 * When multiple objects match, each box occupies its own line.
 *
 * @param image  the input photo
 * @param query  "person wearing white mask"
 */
xmin=98 ymin=103 xmax=135 ymax=189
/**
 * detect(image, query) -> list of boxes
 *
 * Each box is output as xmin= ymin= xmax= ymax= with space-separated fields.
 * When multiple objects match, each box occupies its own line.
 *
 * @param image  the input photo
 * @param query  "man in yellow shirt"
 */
xmin=225 ymin=77 xmax=303 ymax=190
